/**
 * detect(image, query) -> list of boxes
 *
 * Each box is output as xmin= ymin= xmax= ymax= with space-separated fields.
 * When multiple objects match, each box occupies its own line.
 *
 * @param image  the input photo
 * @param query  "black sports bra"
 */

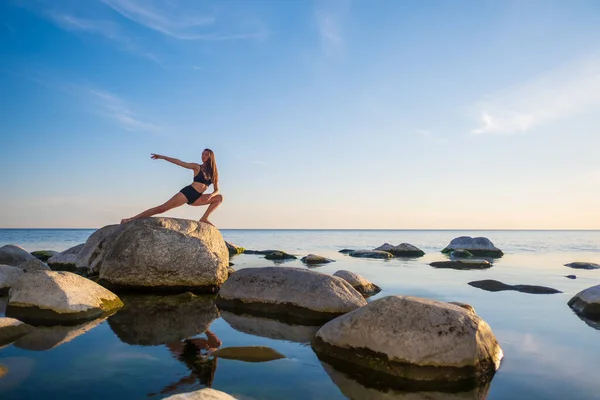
xmin=194 ymin=166 xmax=212 ymax=185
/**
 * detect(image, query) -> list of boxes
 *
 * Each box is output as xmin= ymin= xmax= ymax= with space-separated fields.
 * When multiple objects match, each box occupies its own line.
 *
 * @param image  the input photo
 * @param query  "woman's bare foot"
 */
xmin=120 ymin=218 xmax=133 ymax=224
xmin=199 ymin=218 xmax=214 ymax=227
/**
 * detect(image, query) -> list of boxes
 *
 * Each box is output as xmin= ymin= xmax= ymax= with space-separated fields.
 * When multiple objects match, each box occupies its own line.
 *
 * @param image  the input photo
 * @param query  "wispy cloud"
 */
xmin=45 ymin=11 xmax=160 ymax=63
xmin=316 ymin=10 xmax=344 ymax=56
xmin=87 ymin=88 xmax=163 ymax=133
xmin=471 ymin=56 xmax=600 ymax=134
xmin=99 ymin=0 xmax=267 ymax=41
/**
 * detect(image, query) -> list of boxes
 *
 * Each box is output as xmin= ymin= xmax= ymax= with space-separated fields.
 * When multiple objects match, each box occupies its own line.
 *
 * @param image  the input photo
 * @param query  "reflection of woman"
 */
xmin=150 ymin=330 xmax=222 ymax=397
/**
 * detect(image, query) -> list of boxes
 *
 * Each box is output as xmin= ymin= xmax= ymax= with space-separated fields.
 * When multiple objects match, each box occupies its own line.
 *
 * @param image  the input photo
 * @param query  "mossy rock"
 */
xmin=30 ymin=251 xmax=59 ymax=262
xmin=264 ymin=251 xmax=297 ymax=261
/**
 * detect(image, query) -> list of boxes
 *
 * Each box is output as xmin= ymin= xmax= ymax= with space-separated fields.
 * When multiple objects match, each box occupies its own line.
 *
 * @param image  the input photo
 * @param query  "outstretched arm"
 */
xmin=151 ymin=154 xmax=199 ymax=171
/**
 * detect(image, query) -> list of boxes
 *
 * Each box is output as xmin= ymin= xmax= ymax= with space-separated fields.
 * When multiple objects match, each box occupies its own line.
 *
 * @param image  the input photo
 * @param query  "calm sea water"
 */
xmin=1 ymin=229 xmax=600 ymax=399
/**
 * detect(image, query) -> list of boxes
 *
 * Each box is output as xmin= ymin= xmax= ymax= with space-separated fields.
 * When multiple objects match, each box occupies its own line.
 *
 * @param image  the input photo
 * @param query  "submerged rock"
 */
xmin=30 ymin=250 xmax=58 ymax=262
xmin=13 ymin=316 xmax=108 ymax=351
xmin=338 ymin=249 xmax=354 ymax=254
xmin=225 ymin=241 xmax=245 ymax=256
xmin=220 ymin=310 xmax=320 ymax=344
xmin=374 ymin=243 xmax=425 ymax=257
xmin=312 ymin=296 xmax=503 ymax=388
xmin=0 ymin=317 xmax=35 ymax=348
xmin=333 ymin=270 xmax=381 ymax=297
xmin=430 ymin=260 xmax=492 ymax=270
xmin=108 ymin=293 xmax=219 ymax=345
xmin=348 ymin=250 xmax=394 ymax=259
xmin=6 ymin=271 xmax=123 ymax=325
xmin=568 ymin=284 xmax=600 ymax=320
xmin=450 ymin=249 xmax=474 ymax=259
xmin=468 ymin=280 xmax=561 ymax=294
xmin=565 ymin=275 xmax=577 ymax=280
xmin=441 ymin=237 xmax=503 ymax=258
xmin=163 ymin=388 xmax=237 ymax=400
xmin=217 ymin=267 xmax=367 ymax=324
xmin=263 ymin=251 xmax=297 ymax=261
xmin=97 ymin=218 xmax=229 ymax=293
xmin=301 ymin=254 xmax=334 ymax=265
xmin=565 ymin=262 xmax=600 ymax=270
xmin=211 ymin=346 xmax=285 ymax=362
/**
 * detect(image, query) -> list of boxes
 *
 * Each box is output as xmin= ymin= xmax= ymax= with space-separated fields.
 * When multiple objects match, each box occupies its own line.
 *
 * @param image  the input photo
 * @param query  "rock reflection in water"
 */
xmin=108 ymin=293 xmax=219 ymax=346
xmin=320 ymin=361 xmax=492 ymax=400
xmin=220 ymin=310 xmax=320 ymax=344
xmin=572 ymin=312 xmax=600 ymax=331
xmin=13 ymin=316 xmax=108 ymax=351
xmin=0 ymin=297 xmax=7 ymax=315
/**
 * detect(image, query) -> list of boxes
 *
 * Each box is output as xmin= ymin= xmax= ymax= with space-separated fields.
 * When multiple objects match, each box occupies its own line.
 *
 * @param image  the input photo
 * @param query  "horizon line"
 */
xmin=1 ymin=227 xmax=599 ymax=231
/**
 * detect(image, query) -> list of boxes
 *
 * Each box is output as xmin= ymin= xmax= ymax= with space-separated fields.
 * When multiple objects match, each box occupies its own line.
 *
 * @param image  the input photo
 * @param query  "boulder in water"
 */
xmin=374 ymin=243 xmax=425 ymax=257
xmin=568 ymin=284 xmax=600 ymax=320
xmin=441 ymin=237 xmax=503 ymax=258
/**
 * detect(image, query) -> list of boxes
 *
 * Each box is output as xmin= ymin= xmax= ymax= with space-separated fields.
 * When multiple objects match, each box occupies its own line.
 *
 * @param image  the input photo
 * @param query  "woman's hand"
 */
xmin=151 ymin=153 xmax=164 ymax=160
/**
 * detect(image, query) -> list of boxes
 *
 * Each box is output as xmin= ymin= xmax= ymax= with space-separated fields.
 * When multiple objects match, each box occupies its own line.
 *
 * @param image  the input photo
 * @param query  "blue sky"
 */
xmin=1 ymin=0 xmax=600 ymax=229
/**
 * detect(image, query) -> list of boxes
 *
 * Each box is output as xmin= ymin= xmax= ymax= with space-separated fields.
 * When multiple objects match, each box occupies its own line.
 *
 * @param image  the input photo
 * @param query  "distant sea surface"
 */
xmin=1 ymin=229 xmax=600 ymax=399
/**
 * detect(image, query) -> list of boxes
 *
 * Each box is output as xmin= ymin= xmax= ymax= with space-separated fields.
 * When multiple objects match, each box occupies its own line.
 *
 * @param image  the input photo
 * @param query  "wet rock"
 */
xmin=448 ymin=302 xmax=476 ymax=315
xmin=348 ymin=250 xmax=394 ymax=259
xmin=6 ymin=271 xmax=123 ymax=325
xmin=320 ymin=360 xmax=493 ymax=399
xmin=301 ymin=254 xmax=334 ymax=265
xmin=220 ymin=310 xmax=319 ymax=344
xmin=468 ymin=280 xmax=561 ymax=294
xmin=225 ymin=241 xmax=245 ymax=256
xmin=313 ymin=296 xmax=503 ymax=387
xmin=0 ymin=245 xmax=37 ymax=266
xmin=263 ymin=251 xmax=297 ymax=261
xmin=450 ymin=249 xmax=474 ymax=259
xmin=30 ymin=251 xmax=58 ymax=262
xmin=211 ymin=346 xmax=285 ymax=362
xmin=333 ymin=270 xmax=381 ymax=297
xmin=13 ymin=316 xmax=108 ymax=351
xmin=568 ymin=284 xmax=600 ymax=320
xmin=0 ymin=318 xmax=35 ymax=347
xmin=565 ymin=262 xmax=600 ymax=270
xmin=565 ymin=275 xmax=577 ymax=279
xmin=108 ymin=293 xmax=219 ymax=345
xmin=163 ymin=388 xmax=236 ymax=400
xmin=0 ymin=265 xmax=24 ymax=296
xmin=441 ymin=237 xmax=503 ymax=258
xmin=98 ymin=218 xmax=229 ymax=293
xmin=374 ymin=243 xmax=425 ymax=257
xmin=46 ymin=244 xmax=85 ymax=272
xmin=430 ymin=260 xmax=492 ymax=270
xmin=217 ymin=267 xmax=367 ymax=324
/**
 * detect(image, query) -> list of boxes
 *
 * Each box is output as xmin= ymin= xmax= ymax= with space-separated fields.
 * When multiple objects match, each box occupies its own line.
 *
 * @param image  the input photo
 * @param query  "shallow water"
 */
xmin=1 ymin=229 xmax=600 ymax=399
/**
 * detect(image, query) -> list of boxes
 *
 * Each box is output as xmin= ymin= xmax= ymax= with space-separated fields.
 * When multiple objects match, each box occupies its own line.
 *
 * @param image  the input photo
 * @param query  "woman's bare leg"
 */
xmin=190 ymin=194 xmax=223 ymax=226
xmin=121 ymin=193 xmax=188 ymax=224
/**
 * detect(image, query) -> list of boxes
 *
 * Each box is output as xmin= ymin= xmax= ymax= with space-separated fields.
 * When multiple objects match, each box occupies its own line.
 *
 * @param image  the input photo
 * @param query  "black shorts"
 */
xmin=180 ymin=185 xmax=204 ymax=204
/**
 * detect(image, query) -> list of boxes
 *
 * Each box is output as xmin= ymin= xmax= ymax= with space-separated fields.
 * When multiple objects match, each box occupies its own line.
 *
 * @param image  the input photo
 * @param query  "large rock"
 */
xmin=0 ymin=265 xmax=25 ymax=296
xmin=75 ymin=225 xmax=122 ymax=273
xmin=441 ymin=237 xmax=503 ymax=258
xmin=98 ymin=218 xmax=229 ymax=293
xmin=14 ymin=316 xmax=108 ymax=351
xmin=312 ymin=296 xmax=503 ymax=388
xmin=468 ymin=280 xmax=561 ymax=294
xmin=6 ymin=271 xmax=123 ymax=325
xmin=217 ymin=267 xmax=367 ymax=324
xmin=108 ymin=293 xmax=219 ymax=345
xmin=163 ymin=388 xmax=237 ymax=400
xmin=221 ymin=310 xmax=320 ymax=344
xmin=568 ymin=284 xmax=600 ymax=320
xmin=333 ymin=270 xmax=381 ymax=297
xmin=19 ymin=258 xmax=50 ymax=272
xmin=348 ymin=250 xmax=394 ymax=259
xmin=374 ymin=243 xmax=425 ymax=257
xmin=0 ymin=317 xmax=35 ymax=347
xmin=46 ymin=244 xmax=85 ymax=271
xmin=0 ymin=245 xmax=37 ymax=266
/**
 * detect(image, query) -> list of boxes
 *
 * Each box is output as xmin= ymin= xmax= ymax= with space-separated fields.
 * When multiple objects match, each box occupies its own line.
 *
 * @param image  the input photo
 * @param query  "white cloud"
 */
xmin=45 ymin=11 xmax=160 ymax=63
xmin=471 ymin=56 xmax=600 ymax=134
xmin=99 ymin=0 xmax=267 ymax=41
xmin=87 ymin=88 xmax=163 ymax=133
xmin=316 ymin=11 xmax=344 ymax=56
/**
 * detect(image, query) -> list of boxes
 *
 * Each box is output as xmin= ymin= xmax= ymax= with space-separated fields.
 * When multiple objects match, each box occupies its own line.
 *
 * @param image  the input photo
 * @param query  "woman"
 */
xmin=120 ymin=149 xmax=223 ymax=226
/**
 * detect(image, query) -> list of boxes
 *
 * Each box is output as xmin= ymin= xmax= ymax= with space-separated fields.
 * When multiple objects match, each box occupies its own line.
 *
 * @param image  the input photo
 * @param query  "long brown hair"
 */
xmin=204 ymin=148 xmax=219 ymax=184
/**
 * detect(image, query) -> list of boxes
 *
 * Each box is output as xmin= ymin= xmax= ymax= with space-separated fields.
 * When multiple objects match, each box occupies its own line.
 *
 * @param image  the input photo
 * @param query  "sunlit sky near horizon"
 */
xmin=1 ymin=0 xmax=600 ymax=229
